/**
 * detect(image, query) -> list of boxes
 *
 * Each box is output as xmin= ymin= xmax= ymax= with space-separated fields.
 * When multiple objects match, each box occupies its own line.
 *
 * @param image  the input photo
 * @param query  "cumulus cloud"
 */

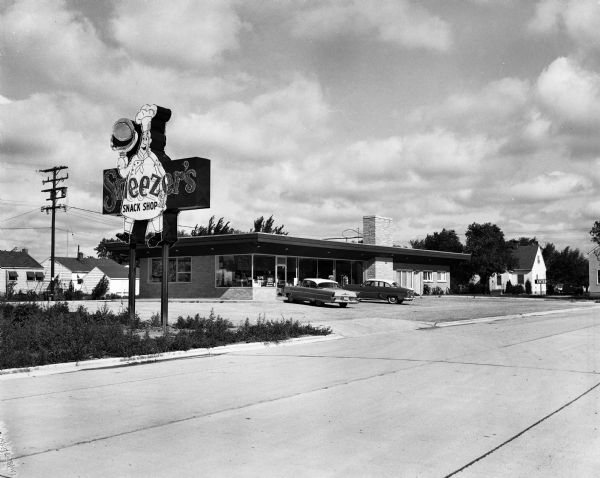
xmin=410 ymin=78 xmax=531 ymax=135
xmin=529 ymin=0 xmax=600 ymax=49
xmin=507 ymin=171 xmax=592 ymax=202
xmin=169 ymin=76 xmax=330 ymax=160
xmin=0 ymin=0 xmax=250 ymax=103
xmin=290 ymin=0 xmax=452 ymax=51
xmin=536 ymin=57 xmax=600 ymax=128
xmin=111 ymin=0 xmax=245 ymax=68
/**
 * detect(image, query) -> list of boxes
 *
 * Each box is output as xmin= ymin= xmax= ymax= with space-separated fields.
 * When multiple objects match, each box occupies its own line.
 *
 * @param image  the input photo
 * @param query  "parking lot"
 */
xmin=62 ymin=295 xmax=597 ymax=336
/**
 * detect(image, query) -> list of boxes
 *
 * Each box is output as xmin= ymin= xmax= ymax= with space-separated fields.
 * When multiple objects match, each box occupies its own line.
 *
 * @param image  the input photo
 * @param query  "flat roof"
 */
xmin=107 ymin=233 xmax=470 ymax=265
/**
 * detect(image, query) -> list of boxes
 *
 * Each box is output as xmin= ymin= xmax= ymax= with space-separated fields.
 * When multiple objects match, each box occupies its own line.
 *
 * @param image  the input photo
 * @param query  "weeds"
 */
xmin=0 ymin=303 xmax=331 ymax=369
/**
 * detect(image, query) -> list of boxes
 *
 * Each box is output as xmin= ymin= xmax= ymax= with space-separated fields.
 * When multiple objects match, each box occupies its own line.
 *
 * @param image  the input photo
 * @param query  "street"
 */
xmin=1 ymin=301 xmax=600 ymax=477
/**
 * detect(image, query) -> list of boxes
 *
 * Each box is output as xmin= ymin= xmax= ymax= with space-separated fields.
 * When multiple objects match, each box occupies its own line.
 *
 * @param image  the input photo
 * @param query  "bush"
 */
xmin=525 ymin=280 xmax=532 ymax=295
xmin=505 ymin=280 xmax=513 ymax=294
xmin=0 ymin=304 xmax=331 ymax=369
xmin=91 ymin=276 xmax=109 ymax=300
xmin=423 ymin=284 xmax=431 ymax=295
xmin=511 ymin=284 xmax=525 ymax=295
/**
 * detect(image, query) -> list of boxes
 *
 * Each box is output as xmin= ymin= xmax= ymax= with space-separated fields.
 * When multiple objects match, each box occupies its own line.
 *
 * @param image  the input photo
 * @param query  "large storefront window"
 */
xmin=213 ymin=254 xmax=363 ymax=288
xmin=299 ymin=258 xmax=318 ymax=280
xmin=318 ymin=259 xmax=334 ymax=279
xmin=336 ymin=260 xmax=352 ymax=286
xmin=216 ymin=255 xmax=252 ymax=287
xmin=254 ymin=255 xmax=276 ymax=287
xmin=150 ymin=257 xmax=191 ymax=282
xmin=286 ymin=257 xmax=297 ymax=285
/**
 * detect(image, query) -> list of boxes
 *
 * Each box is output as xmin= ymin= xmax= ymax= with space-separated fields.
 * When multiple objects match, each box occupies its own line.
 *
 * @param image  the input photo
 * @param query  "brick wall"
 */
xmin=363 ymin=215 xmax=393 ymax=246
xmin=364 ymin=257 xmax=394 ymax=281
xmin=139 ymin=255 xmax=254 ymax=299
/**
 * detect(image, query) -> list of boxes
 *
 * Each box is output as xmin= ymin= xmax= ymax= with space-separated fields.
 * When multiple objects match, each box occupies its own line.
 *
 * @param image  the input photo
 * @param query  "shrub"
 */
xmin=505 ymin=280 xmax=513 ymax=294
xmin=0 ymin=304 xmax=331 ymax=369
xmin=91 ymin=276 xmax=109 ymax=300
xmin=511 ymin=284 xmax=525 ymax=295
xmin=423 ymin=284 xmax=431 ymax=295
xmin=525 ymin=279 xmax=532 ymax=295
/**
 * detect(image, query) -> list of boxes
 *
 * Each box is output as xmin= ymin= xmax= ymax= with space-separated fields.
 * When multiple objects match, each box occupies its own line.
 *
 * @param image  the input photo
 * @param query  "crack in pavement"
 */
xmin=442 ymin=381 xmax=600 ymax=477
xmin=3 ymin=360 xmax=433 ymax=463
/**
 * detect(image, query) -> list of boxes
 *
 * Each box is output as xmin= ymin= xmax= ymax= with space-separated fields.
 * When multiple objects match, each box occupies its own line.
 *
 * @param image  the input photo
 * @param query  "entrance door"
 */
xmin=276 ymin=257 xmax=287 ymax=290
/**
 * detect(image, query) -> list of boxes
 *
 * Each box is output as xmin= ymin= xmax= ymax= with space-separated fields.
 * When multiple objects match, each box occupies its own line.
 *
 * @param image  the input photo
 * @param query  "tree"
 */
xmin=590 ymin=221 xmax=600 ymax=246
xmin=544 ymin=246 xmax=588 ymax=292
xmin=191 ymin=216 xmax=238 ymax=236
xmin=252 ymin=215 xmax=288 ymax=235
xmin=91 ymin=275 xmax=109 ymax=300
xmin=508 ymin=237 xmax=538 ymax=247
xmin=464 ymin=222 xmax=514 ymax=293
xmin=410 ymin=228 xmax=463 ymax=252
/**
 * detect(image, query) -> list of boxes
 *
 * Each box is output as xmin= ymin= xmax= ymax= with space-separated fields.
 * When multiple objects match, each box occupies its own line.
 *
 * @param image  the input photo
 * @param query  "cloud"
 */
xmin=410 ymin=77 xmax=531 ymax=135
xmin=507 ymin=171 xmax=592 ymax=202
xmin=529 ymin=0 xmax=600 ymax=49
xmin=169 ymin=75 xmax=331 ymax=160
xmin=111 ymin=0 xmax=245 ymax=69
xmin=0 ymin=0 xmax=250 ymax=103
xmin=290 ymin=0 xmax=452 ymax=51
xmin=536 ymin=57 xmax=600 ymax=128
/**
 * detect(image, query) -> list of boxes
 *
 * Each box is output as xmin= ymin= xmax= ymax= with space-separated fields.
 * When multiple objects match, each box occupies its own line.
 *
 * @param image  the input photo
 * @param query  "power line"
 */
xmin=0 ymin=208 xmax=40 ymax=223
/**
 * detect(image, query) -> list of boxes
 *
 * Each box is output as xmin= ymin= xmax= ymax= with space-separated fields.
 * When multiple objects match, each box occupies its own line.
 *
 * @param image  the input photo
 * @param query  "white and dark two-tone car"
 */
xmin=283 ymin=278 xmax=359 ymax=307
xmin=344 ymin=279 xmax=414 ymax=304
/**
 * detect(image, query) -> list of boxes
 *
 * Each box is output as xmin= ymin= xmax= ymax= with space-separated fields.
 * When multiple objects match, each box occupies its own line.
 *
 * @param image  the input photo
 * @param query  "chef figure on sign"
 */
xmin=111 ymin=104 xmax=168 ymax=248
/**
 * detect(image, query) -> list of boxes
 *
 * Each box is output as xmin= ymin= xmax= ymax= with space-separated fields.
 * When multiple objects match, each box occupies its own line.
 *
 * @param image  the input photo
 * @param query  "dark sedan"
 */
xmin=344 ymin=279 xmax=414 ymax=304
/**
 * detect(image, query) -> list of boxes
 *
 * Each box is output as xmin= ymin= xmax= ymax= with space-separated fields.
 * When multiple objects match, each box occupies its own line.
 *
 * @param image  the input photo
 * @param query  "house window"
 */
xmin=399 ymin=270 xmax=413 ymax=288
xmin=597 ymin=270 xmax=600 ymax=285
xmin=437 ymin=271 xmax=447 ymax=282
xmin=517 ymin=274 xmax=524 ymax=284
xmin=8 ymin=271 xmax=18 ymax=281
xmin=497 ymin=275 xmax=502 ymax=286
xmin=26 ymin=271 xmax=35 ymax=281
xmin=35 ymin=272 xmax=45 ymax=281
xmin=423 ymin=271 xmax=433 ymax=282
xmin=150 ymin=257 xmax=192 ymax=283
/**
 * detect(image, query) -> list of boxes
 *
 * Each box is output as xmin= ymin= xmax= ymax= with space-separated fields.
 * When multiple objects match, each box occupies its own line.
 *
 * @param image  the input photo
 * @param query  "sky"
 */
xmin=1 ymin=0 xmax=600 ymax=262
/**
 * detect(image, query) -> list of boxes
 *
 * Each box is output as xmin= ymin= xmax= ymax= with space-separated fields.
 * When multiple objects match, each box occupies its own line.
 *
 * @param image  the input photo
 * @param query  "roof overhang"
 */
xmin=106 ymin=233 xmax=471 ymax=265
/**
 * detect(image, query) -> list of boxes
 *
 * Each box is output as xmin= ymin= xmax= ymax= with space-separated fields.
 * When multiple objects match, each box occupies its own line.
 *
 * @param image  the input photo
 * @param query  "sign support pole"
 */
xmin=128 ymin=243 xmax=136 ymax=324
xmin=161 ymin=243 xmax=169 ymax=334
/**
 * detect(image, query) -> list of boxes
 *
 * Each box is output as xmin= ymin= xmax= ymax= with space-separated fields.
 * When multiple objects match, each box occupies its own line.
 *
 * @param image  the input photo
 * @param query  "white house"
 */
xmin=587 ymin=245 xmax=600 ymax=297
xmin=490 ymin=244 xmax=547 ymax=295
xmin=0 ymin=249 xmax=46 ymax=296
xmin=82 ymin=262 xmax=139 ymax=296
xmin=41 ymin=253 xmax=139 ymax=296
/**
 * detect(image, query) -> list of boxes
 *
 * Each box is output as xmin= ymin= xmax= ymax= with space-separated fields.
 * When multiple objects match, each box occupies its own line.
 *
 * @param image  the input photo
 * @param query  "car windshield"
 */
xmin=317 ymin=281 xmax=339 ymax=289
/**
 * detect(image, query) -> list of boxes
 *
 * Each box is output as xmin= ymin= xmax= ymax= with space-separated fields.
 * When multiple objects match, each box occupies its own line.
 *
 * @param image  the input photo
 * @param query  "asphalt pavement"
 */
xmin=1 ymin=297 xmax=600 ymax=477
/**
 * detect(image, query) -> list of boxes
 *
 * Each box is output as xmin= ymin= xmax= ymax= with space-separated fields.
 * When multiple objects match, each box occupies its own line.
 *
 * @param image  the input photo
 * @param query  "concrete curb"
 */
xmin=0 ymin=334 xmax=343 ymax=381
xmin=421 ymin=306 xmax=600 ymax=329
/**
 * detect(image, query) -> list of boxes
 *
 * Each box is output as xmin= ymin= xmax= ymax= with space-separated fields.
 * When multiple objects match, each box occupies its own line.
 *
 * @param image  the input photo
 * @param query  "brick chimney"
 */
xmin=362 ymin=215 xmax=393 ymax=247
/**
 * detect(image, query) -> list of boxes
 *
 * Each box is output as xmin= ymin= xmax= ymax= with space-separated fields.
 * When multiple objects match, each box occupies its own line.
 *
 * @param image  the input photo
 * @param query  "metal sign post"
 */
xmin=103 ymin=104 xmax=210 ymax=332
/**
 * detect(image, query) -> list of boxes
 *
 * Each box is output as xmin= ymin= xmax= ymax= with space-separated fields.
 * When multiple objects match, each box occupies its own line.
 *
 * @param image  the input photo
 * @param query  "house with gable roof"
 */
xmin=40 ymin=253 xmax=138 ymax=296
xmin=489 ymin=243 xmax=547 ymax=295
xmin=0 ymin=249 xmax=46 ymax=296
xmin=587 ymin=245 xmax=600 ymax=297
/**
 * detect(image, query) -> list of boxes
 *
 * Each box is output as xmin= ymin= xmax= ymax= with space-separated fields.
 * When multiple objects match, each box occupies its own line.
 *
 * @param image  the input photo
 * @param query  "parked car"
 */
xmin=282 ymin=278 xmax=359 ymax=307
xmin=344 ymin=279 xmax=414 ymax=304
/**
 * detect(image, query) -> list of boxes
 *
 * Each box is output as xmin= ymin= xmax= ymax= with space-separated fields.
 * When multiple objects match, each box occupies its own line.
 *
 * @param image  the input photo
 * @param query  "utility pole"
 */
xmin=39 ymin=166 xmax=68 ymax=298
